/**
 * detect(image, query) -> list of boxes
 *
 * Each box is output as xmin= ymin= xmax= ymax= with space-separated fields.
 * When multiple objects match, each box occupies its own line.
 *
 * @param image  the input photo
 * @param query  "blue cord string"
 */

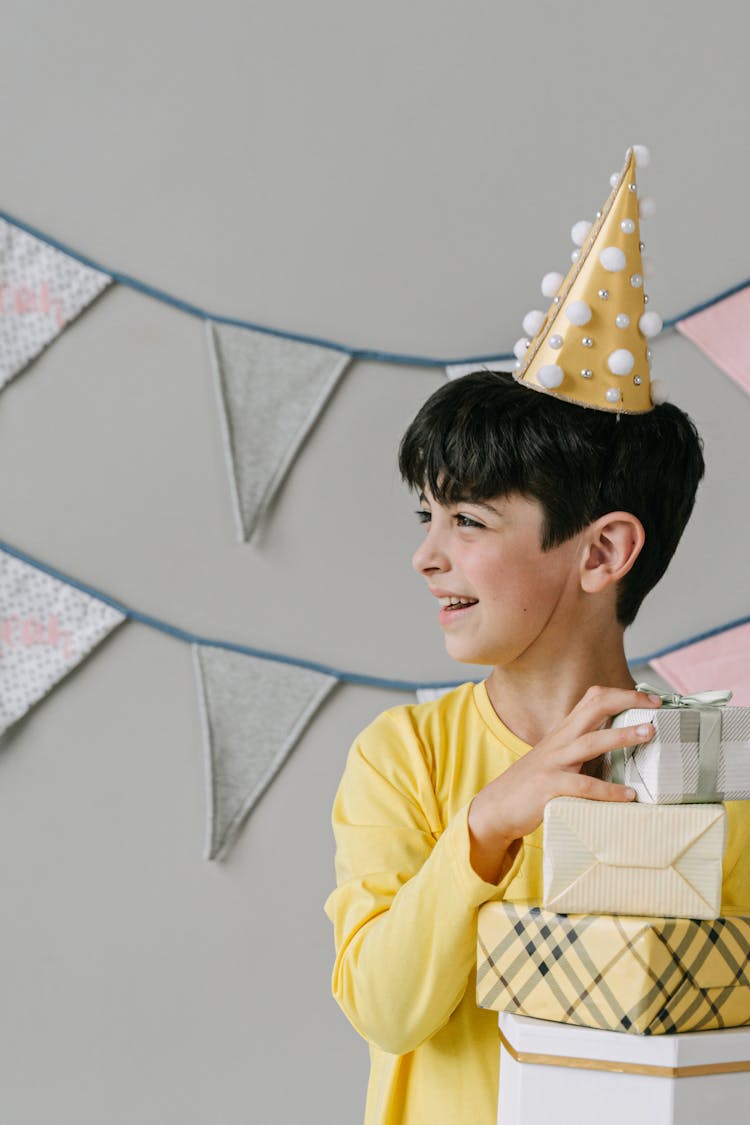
xmin=1 ymin=536 xmax=747 ymax=694
xmin=1 ymin=204 xmax=748 ymax=367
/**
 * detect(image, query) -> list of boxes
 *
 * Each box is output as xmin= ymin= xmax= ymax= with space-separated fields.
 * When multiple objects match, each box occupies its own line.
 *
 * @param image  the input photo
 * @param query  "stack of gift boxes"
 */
xmin=476 ymin=685 xmax=750 ymax=1035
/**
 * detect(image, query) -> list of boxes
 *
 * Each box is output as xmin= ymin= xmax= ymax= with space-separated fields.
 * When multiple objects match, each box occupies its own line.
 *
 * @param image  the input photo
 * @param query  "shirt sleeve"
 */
xmin=323 ymin=716 xmax=525 ymax=1056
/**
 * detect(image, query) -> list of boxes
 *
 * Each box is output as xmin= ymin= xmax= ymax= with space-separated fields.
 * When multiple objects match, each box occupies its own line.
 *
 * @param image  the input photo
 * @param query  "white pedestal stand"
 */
xmin=497 ymin=1011 xmax=750 ymax=1125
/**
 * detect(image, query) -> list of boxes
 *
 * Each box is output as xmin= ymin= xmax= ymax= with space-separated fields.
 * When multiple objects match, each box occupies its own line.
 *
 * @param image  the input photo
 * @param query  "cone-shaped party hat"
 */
xmin=513 ymin=146 xmax=665 ymax=412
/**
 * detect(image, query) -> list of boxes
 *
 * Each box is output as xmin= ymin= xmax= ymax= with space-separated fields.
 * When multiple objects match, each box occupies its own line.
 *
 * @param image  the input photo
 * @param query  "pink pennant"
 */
xmin=651 ymin=621 xmax=750 ymax=705
xmin=676 ymin=286 xmax=750 ymax=396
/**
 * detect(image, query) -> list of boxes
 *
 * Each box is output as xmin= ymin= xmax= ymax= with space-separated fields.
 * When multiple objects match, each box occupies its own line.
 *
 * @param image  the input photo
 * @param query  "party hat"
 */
xmin=513 ymin=145 xmax=666 ymax=412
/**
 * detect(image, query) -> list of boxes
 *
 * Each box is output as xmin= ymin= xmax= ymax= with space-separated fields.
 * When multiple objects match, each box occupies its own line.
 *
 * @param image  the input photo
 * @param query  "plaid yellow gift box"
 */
xmin=477 ymin=901 xmax=750 ymax=1035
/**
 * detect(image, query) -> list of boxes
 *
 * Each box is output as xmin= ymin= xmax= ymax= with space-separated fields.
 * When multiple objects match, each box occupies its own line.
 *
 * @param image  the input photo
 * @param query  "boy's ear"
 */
xmin=579 ymin=511 xmax=645 ymax=594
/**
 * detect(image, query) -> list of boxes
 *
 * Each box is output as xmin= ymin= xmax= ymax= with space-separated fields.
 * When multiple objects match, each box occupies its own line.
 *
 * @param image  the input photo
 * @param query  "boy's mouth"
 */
xmin=438 ymin=596 xmax=479 ymax=612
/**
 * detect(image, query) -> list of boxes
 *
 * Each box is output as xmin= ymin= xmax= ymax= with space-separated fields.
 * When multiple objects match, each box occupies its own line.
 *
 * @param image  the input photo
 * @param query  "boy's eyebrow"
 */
xmin=454 ymin=497 xmax=504 ymax=516
xmin=418 ymin=491 xmax=503 ymax=516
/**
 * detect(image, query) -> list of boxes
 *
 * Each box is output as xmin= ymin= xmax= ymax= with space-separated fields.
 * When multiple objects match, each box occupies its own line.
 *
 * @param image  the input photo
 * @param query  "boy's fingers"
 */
xmin=568 ymin=773 xmax=636 ymax=802
xmin=558 ymin=721 xmax=655 ymax=766
xmin=575 ymin=684 xmax=663 ymax=719
xmin=562 ymin=685 xmax=662 ymax=740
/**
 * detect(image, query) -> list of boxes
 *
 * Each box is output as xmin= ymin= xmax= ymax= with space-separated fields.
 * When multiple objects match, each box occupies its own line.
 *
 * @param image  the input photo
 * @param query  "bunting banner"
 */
xmin=0 ymin=216 xmax=112 ymax=390
xmin=676 ymin=287 xmax=750 ymax=397
xmin=651 ymin=621 xmax=750 ymax=706
xmin=191 ymin=644 xmax=338 ymax=860
xmin=0 ymin=199 xmax=749 ymax=864
xmin=0 ymin=538 xmax=747 ymax=861
xmin=0 ymin=207 xmax=748 ymax=542
xmin=0 ymin=547 xmax=126 ymax=735
xmin=205 ymin=320 xmax=352 ymax=542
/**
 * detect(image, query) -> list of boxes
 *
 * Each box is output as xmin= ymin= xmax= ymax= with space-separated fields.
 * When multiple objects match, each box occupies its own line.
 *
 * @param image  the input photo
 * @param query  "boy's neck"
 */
xmin=484 ymin=626 xmax=635 ymax=748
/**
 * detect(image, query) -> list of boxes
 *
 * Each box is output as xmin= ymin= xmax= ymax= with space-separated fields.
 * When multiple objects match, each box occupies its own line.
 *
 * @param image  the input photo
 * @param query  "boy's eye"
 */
xmin=456 ymin=513 xmax=484 ymax=529
xmin=415 ymin=509 xmax=431 ymax=524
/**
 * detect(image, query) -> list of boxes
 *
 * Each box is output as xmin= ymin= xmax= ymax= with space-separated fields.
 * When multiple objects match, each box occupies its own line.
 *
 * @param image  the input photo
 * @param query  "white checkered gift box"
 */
xmin=603 ymin=689 xmax=750 ymax=803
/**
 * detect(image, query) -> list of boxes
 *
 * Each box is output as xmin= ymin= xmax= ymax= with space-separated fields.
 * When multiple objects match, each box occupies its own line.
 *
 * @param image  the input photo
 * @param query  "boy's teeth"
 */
xmin=440 ymin=596 xmax=478 ymax=607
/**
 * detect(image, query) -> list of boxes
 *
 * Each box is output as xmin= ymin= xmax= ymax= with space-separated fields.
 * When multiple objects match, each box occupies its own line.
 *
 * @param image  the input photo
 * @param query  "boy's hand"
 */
xmin=468 ymin=685 xmax=662 ymax=883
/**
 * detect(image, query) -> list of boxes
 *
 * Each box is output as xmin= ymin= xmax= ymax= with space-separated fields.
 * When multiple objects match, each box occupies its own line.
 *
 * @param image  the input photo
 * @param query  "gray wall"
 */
xmin=0 ymin=2 xmax=748 ymax=1122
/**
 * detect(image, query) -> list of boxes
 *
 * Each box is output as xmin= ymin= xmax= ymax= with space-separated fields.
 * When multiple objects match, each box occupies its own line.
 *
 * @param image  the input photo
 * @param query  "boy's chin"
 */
xmin=443 ymin=637 xmax=495 ymax=666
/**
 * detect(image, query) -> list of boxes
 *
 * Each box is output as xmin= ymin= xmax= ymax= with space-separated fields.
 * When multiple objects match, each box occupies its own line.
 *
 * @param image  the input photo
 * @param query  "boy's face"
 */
xmin=412 ymin=486 xmax=587 ymax=669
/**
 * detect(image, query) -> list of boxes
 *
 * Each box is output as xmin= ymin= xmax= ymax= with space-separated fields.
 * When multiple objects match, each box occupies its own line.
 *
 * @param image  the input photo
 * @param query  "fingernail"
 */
xmin=625 ymin=788 xmax=636 ymax=799
xmin=636 ymin=723 xmax=652 ymax=737
xmin=648 ymin=693 xmax=662 ymax=704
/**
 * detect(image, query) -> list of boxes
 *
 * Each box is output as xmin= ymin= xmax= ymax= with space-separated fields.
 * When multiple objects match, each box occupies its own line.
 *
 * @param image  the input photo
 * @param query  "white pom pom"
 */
xmin=608 ymin=348 xmax=635 ymax=376
xmin=522 ymin=310 xmax=545 ymax=336
xmin=609 ymin=172 xmax=619 ymax=188
xmin=620 ymin=218 xmax=636 ymax=234
xmin=599 ymin=246 xmax=627 ymax=272
xmin=538 ymin=364 xmax=564 ymax=389
xmin=639 ymin=311 xmax=663 ymax=338
xmin=513 ymin=336 xmax=531 ymax=360
xmin=571 ymin=220 xmax=592 ymax=247
xmin=565 ymin=300 xmax=592 ymax=326
xmin=650 ymin=378 xmax=669 ymax=404
xmin=639 ymin=196 xmax=656 ymax=219
xmin=629 ymin=144 xmax=651 ymax=168
xmin=605 ymin=387 xmax=621 ymax=404
xmin=541 ymin=271 xmax=564 ymax=298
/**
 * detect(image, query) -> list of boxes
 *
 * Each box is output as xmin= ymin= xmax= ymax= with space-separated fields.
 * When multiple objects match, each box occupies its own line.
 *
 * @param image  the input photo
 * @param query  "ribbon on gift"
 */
xmin=635 ymin=683 xmax=734 ymax=710
xmin=610 ymin=683 xmax=734 ymax=802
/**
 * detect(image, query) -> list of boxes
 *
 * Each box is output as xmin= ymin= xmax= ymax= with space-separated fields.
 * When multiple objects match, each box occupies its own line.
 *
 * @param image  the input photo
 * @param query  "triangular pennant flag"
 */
xmin=416 ymin=686 xmax=459 ymax=704
xmin=191 ymin=644 xmax=337 ymax=860
xmin=650 ymin=623 xmax=750 ymax=706
xmin=444 ymin=362 xmax=499 ymax=381
xmin=205 ymin=321 xmax=351 ymax=542
xmin=0 ymin=548 xmax=126 ymax=734
xmin=676 ymin=287 xmax=750 ymax=397
xmin=0 ymin=218 xmax=113 ymax=390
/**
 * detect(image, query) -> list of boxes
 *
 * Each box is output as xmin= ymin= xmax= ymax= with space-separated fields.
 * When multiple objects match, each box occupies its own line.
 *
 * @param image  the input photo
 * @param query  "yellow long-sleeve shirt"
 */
xmin=323 ymin=681 xmax=750 ymax=1125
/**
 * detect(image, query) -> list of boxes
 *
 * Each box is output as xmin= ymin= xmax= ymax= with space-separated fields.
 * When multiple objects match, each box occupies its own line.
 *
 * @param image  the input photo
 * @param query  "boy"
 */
xmin=323 ymin=369 xmax=750 ymax=1125
xmin=325 ymin=146 xmax=750 ymax=1121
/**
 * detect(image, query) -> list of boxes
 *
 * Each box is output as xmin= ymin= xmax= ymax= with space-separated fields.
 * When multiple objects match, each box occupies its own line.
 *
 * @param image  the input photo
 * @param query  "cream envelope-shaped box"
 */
xmin=542 ymin=797 xmax=726 ymax=919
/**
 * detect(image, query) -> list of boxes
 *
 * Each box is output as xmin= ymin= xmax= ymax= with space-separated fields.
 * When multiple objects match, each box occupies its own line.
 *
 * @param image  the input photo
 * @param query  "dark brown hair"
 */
xmin=398 ymin=369 xmax=705 ymax=627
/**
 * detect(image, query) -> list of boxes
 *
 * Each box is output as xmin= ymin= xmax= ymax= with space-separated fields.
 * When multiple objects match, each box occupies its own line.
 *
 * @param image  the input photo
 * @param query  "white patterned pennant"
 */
xmin=205 ymin=321 xmax=351 ymax=541
xmin=444 ymin=362 xmax=503 ymax=381
xmin=0 ymin=218 xmax=113 ymax=390
xmin=192 ymin=644 xmax=337 ymax=860
xmin=0 ymin=549 xmax=126 ymax=734
xmin=416 ymin=685 xmax=460 ymax=704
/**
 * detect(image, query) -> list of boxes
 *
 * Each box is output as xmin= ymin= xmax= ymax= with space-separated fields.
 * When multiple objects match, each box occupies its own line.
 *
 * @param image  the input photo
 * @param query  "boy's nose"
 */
xmin=411 ymin=527 xmax=449 ymax=575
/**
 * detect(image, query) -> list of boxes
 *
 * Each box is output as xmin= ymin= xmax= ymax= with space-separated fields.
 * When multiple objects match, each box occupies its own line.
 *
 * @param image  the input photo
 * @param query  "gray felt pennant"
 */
xmin=0 ymin=218 xmax=113 ymax=390
xmin=0 ymin=549 xmax=126 ymax=734
xmin=191 ymin=644 xmax=338 ymax=861
xmin=205 ymin=320 xmax=352 ymax=542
